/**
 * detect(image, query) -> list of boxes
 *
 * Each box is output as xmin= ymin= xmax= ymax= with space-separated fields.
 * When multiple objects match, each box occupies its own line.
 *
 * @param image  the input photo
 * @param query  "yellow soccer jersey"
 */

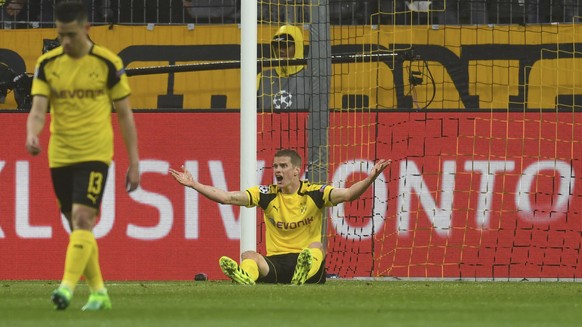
xmin=246 ymin=181 xmax=335 ymax=255
xmin=31 ymin=44 xmax=131 ymax=168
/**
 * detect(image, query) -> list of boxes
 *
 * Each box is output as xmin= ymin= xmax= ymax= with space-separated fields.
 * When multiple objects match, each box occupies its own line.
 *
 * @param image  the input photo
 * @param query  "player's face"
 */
xmin=273 ymin=156 xmax=299 ymax=189
xmin=56 ymin=20 xmax=89 ymax=57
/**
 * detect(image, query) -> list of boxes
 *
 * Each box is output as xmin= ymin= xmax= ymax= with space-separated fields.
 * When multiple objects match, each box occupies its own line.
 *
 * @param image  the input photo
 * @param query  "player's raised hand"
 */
xmin=169 ymin=165 xmax=195 ymax=188
xmin=370 ymin=159 xmax=391 ymax=179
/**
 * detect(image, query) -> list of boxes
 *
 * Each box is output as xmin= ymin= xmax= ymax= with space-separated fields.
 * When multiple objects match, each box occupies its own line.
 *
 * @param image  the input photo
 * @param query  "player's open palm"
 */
xmin=169 ymin=165 xmax=195 ymax=188
xmin=371 ymin=159 xmax=391 ymax=179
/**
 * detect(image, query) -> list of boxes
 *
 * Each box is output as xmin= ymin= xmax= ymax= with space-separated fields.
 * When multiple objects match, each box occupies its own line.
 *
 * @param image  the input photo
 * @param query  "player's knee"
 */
xmin=71 ymin=206 xmax=98 ymax=230
xmin=308 ymin=242 xmax=325 ymax=254
xmin=241 ymin=251 xmax=261 ymax=261
xmin=72 ymin=218 xmax=93 ymax=230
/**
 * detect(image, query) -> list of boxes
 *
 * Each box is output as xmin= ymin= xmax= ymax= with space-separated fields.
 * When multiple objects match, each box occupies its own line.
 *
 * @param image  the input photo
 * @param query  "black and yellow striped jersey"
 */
xmin=246 ymin=181 xmax=335 ymax=255
xmin=31 ymin=44 xmax=131 ymax=168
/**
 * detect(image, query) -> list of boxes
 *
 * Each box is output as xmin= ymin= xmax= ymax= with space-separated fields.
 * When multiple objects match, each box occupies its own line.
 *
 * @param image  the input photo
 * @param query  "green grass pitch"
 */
xmin=1 ymin=280 xmax=581 ymax=326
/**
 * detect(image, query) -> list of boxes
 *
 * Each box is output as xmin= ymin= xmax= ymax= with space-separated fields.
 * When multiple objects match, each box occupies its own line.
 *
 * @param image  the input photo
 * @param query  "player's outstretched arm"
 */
xmin=169 ymin=165 xmax=249 ymax=206
xmin=330 ymin=159 xmax=391 ymax=204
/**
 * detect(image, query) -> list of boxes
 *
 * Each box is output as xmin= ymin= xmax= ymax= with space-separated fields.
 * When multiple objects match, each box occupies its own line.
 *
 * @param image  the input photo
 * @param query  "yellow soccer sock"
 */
xmin=240 ymin=259 xmax=259 ymax=281
xmin=61 ymin=230 xmax=95 ymax=291
xmin=83 ymin=238 xmax=105 ymax=292
xmin=307 ymin=248 xmax=324 ymax=279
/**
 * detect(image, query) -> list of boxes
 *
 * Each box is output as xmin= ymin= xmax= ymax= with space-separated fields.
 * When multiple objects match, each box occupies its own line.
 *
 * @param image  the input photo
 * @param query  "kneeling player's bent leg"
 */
xmin=291 ymin=248 xmax=313 ymax=285
xmin=219 ymin=256 xmax=256 ymax=285
xmin=306 ymin=242 xmax=325 ymax=280
xmin=240 ymin=251 xmax=269 ymax=281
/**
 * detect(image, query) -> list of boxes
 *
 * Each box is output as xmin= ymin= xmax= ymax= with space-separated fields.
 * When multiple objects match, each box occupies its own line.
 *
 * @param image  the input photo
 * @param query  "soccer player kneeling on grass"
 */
xmin=26 ymin=1 xmax=140 ymax=310
xmin=170 ymin=149 xmax=390 ymax=285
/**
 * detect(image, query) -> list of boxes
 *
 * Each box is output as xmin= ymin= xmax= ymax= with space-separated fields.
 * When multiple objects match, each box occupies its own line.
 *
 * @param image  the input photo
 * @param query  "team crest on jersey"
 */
xmin=259 ymin=185 xmax=270 ymax=194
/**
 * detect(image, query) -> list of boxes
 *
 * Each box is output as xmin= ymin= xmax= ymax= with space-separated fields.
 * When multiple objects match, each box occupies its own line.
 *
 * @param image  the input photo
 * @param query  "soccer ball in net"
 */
xmin=273 ymin=90 xmax=293 ymax=110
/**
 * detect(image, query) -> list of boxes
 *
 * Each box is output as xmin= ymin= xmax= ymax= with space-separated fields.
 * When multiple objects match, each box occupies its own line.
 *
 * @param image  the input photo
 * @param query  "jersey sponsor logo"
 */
xmin=54 ymin=89 xmax=105 ymax=99
xmin=272 ymin=216 xmax=314 ymax=230
xmin=259 ymin=185 xmax=270 ymax=194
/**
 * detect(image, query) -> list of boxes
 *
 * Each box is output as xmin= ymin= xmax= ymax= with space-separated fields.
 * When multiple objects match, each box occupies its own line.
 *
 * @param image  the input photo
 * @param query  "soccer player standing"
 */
xmin=25 ymin=0 xmax=140 ymax=310
xmin=170 ymin=149 xmax=390 ymax=285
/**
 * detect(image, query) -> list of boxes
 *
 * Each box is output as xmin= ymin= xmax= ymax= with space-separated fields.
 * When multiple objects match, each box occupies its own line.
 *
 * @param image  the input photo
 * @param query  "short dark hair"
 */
xmin=55 ymin=1 xmax=88 ymax=24
xmin=274 ymin=149 xmax=302 ymax=167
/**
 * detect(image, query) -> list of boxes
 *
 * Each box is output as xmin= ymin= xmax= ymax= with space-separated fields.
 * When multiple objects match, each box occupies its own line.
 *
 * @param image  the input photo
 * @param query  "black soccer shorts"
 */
xmin=258 ymin=252 xmax=326 ymax=284
xmin=50 ymin=161 xmax=110 ymax=215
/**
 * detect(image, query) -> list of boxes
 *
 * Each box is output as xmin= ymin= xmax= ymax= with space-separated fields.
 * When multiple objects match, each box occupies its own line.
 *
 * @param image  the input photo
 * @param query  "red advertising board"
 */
xmin=0 ymin=112 xmax=581 ymax=280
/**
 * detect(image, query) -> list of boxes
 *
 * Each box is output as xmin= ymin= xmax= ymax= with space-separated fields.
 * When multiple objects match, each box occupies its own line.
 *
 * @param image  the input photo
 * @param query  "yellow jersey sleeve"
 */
xmin=319 ymin=184 xmax=335 ymax=207
xmin=108 ymin=55 xmax=131 ymax=101
xmin=31 ymin=70 xmax=51 ymax=97
xmin=245 ymin=185 xmax=275 ymax=208
xmin=31 ymin=50 xmax=62 ymax=97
